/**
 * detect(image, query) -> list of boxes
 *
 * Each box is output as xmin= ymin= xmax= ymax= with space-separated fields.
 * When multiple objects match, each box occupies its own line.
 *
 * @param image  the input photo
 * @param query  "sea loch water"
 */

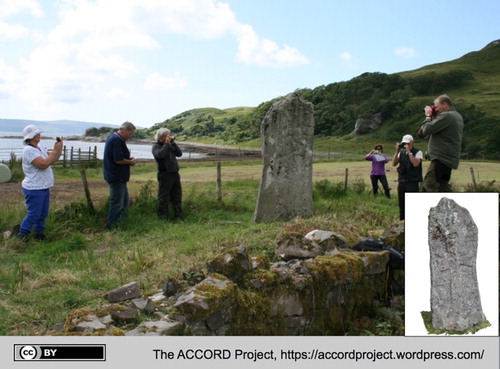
xmin=0 ymin=134 xmax=204 ymax=161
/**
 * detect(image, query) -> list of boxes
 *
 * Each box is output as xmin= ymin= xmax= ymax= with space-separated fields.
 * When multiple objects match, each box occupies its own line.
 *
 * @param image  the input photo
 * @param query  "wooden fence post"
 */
xmin=344 ymin=168 xmax=349 ymax=192
xmin=469 ymin=167 xmax=477 ymax=191
xmin=216 ymin=162 xmax=222 ymax=202
xmin=80 ymin=168 xmax=95 ymax=214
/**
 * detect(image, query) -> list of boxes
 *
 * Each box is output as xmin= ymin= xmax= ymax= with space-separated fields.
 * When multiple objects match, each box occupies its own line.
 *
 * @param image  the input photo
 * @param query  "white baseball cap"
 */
xmin=401 ymin=134 xmax=414 ymax=143
xmin=23 ymin=125 xmax=42 ymax=141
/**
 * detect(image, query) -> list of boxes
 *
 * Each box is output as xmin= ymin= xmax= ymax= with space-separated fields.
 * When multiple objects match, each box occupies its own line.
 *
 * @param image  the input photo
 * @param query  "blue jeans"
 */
xmin=106 ymin=182 xmax=130 ymax=229
xmin=20 ymin=188 xmax=50 ymax=236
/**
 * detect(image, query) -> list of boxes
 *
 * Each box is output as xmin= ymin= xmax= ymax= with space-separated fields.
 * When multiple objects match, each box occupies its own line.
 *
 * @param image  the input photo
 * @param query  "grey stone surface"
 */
xmin=270 ymin=292 xmax=304 ymax=316
xmin=74 ymin=315 xmax=107 ymax=333
xmin=206 ymin=244 xmax=252 ymax=280
xmin=428 ymin=197 xmax=485 ymax=331
xmin=275 ymin=235 xmax=322 ymax=260
xmin=130 ymin=298 xmax=156 ymax=313
xmin=56 ymin=233 xmax=395 ymax=336
xmin=352 ymin=113 xmax=382 ymax=136
xmin=111 ymin=306 xmax=139 ymax=323
xmin=254 ymin=92 xmax=314 ymax=223
xmin=126 ymin=320 xmax=184 ymax=336
xmin=305 ymin=229 xmax=349 ymax=249
xmin=104 ymin=282 xmax=141 ymax=302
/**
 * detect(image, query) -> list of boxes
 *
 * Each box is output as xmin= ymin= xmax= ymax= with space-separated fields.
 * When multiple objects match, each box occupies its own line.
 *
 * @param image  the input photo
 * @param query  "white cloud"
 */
xmin=106 ymin=88 xmax=131 ymax=98
xmin=234 ymin=24 xmax=309 ymax=67
xmin=0 ymin=21 xmax=29 ymax=38
xmin=0 ymin=59 xmax=20 ymax=98
xmin=0 ymin=0 xmax=43 ymax=18
xmin=8 ymin=0 xmax=308 ymax=112
xmin=0 ymin=0 xmax=43 ymax=39
xmin=143 ymin=0 xmax=238 ymax=40
xmin=340 ymin=51 xmax=356 ymax=67
xmin=395 ymin=46 xmax=416 ymax=58
xmin=139 ymin=0 xmax=309 ymax=66
xmin=144 ymin=72 xmax=187 ymax=90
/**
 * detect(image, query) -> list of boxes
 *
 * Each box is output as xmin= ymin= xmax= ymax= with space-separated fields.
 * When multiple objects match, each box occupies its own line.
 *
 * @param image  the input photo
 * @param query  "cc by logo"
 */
xmin=19 ymin=346 xmax=39 ymax=360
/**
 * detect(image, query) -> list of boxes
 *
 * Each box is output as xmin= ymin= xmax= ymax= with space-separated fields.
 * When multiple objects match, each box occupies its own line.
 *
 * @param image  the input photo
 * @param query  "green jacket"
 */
xmin=420 ymin=107 xmax=464 ymax=169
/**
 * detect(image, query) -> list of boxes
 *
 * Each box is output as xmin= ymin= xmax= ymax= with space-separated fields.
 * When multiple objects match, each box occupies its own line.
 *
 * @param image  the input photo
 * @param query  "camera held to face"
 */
xmin=423 ymin=105 xmax=437 ymax=117
xmin=398 ymin=142 xmax=407 ymax=149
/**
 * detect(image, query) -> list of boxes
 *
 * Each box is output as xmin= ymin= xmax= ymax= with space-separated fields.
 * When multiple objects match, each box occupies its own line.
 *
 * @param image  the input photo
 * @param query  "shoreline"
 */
xmin=1 ymin=135 xmax=261 ymax=159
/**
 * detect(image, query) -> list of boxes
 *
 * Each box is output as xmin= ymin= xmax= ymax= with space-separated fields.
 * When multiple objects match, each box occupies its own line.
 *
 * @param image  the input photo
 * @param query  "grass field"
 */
xmin=0 ymin=158 xmax=498 ymax=336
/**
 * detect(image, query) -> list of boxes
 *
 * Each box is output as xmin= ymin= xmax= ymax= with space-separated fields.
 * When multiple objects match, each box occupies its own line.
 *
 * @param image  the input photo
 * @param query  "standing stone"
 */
xmin=254 ymin=92 xmax=314 ymax=223
xmin=428 ymin=197 xmax=486 ymax=331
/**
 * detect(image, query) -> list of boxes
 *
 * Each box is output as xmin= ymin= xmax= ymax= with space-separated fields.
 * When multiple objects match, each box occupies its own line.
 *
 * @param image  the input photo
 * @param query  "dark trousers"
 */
xmin=423 ymin=160 xmax=452 ymax=192
xmin=397 ymin=181 xmax=419 ymax=220
xmin=106 ymin=182 xmax=129 ymax=230
xmin=157 ymin=172 xmax=183 ymax=219
xmin=370 ymin=175 xmax=391 ymax=198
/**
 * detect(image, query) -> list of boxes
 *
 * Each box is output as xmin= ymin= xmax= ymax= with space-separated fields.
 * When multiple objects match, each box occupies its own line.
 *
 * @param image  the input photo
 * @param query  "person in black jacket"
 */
xmin=152 ymin=128 xmax=183 ymax=220
xmin=392 ymin=134 xmax=423 ymax=221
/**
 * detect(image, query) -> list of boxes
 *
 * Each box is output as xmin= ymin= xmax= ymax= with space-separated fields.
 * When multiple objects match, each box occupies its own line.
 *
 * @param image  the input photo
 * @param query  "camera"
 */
xmin=373 ymin=149 xmax=379 ymax=154
xmin=171 ymin=136 xmax=175 ymax=141
xmin=398 ymin=142 xmax=407 ymax=149
xmin=56 ymin=137 xmax=61 ymax=142
xmin=423 ymin=105 xmax=437 ymax=116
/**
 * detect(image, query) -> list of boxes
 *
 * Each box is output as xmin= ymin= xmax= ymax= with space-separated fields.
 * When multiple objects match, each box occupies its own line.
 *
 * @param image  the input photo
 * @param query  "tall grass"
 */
xmin=0 ymin=171 xmax=401 ymax=335
xmin=2 ymin=157 xmax=497 ymax=336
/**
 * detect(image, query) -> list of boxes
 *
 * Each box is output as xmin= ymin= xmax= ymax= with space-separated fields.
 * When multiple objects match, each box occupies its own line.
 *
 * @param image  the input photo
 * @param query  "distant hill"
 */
xmin=148 ymin=40 xmax=500 ymax=159
xmin=0 ymin=119 xmax=119 ymax=136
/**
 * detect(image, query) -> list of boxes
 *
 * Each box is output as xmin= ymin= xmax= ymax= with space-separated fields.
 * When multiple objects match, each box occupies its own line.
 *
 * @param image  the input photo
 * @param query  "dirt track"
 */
xmin=0 ymin=150 xmax=262 ymax=208
xmin=0 ymin=180 xmax=111 ymax=209
xmin=0 ymin=141 xmax=262 ymax=208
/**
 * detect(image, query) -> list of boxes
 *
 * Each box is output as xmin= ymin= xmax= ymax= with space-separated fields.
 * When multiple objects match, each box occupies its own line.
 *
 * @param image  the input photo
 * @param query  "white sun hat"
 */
xmin=23 ymin=125 xmax=42 ymax=141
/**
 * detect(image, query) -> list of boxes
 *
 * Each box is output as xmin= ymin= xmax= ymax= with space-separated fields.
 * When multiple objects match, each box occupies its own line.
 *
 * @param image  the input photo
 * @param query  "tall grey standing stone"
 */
xmin=428 ymin=197 xmax=486 ymax=331
xmin=254 ymin=92 xmax=314 ymax=223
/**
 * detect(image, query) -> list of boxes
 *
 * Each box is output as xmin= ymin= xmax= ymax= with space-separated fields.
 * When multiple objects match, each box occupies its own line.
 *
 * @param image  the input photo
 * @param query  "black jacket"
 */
xmin=152 ymin=142 xmax=182 ymax=173
xmin=397 ymin=147 xmax=422 ymax=183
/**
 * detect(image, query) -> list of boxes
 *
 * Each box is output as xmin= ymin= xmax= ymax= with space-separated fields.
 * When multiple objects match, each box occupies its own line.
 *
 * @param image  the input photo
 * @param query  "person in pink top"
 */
xmin=364 ymin=144 xmax=391 ymax=198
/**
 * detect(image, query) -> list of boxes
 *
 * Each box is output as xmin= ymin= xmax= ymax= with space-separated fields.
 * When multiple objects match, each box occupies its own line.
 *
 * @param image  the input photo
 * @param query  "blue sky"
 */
xmin=0 ymin=0 xmax=498 ymax=128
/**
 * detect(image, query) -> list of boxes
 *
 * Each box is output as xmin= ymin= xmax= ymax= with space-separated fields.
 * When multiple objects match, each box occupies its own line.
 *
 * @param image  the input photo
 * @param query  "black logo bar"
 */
xmin=14 ymin=345 xmax=106 ymax=361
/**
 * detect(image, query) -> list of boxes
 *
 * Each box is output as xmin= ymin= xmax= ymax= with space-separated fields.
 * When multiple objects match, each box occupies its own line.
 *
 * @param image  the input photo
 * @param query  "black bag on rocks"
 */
xmin=353 ymin=238 xmax=405 ymax=302
xmin=352 ymin=238 xmax=404 ymax=270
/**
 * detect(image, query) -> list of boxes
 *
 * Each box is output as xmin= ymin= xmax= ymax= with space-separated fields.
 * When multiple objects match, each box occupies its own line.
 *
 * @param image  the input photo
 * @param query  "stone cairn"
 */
xmin=428 ymin=197 xmax=486 ymax=331
xmin=46 ymin=225 xmax=404 ymax=336
xmin=254 ymin=92 xmax=314 ymax=223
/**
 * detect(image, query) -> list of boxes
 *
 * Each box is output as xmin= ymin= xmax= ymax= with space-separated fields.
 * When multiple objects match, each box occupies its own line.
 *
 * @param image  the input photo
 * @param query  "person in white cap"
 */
xmin=392 ymin=134 xmax=423 ymax=221
xmin=18 ymin=125 xmax=63 ymax=241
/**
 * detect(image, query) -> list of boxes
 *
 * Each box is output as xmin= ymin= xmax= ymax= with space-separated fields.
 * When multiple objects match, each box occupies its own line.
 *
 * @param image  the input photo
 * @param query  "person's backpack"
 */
xmin=352 ymin=238 xmax=404 ymax=270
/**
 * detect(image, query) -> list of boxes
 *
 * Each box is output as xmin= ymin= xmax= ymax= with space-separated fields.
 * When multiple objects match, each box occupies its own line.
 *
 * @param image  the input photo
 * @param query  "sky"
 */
xmin=0 ymin=0 xmax=499 ymax=128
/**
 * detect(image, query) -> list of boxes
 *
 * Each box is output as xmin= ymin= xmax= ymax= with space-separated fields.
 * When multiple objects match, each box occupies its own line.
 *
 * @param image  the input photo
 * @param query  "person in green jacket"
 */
xmin=419 ymin=94 xmax=464 ymax=192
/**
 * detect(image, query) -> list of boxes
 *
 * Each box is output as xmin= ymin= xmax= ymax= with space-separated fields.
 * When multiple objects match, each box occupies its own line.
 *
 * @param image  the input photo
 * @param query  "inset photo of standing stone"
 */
xmin=404 ymin=193 xmax=499 ymax=336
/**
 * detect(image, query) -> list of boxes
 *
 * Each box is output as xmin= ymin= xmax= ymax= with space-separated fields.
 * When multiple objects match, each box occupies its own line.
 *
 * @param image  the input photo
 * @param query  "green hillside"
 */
xmin=144 ymin=40 xmax=500 ymax=159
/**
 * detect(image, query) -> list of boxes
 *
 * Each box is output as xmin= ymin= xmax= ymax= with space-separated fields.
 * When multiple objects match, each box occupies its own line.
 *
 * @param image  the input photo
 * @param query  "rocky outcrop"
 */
xmin=47 ymin=226 xmax=404 ymax=336
xmin=352 ymin=113 xmax=383 ymax=136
